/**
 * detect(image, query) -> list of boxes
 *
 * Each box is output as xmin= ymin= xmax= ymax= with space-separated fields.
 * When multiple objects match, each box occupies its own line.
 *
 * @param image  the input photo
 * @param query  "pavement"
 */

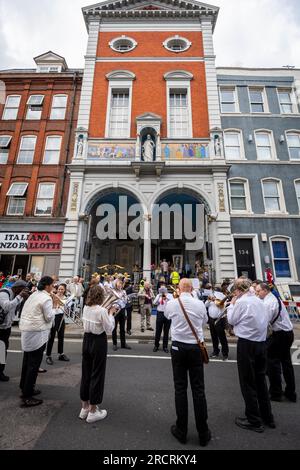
xmin=10 ymin=312 xmax=300 ymax=344
xmin=0 ymin=338 xmax=300 ymax=451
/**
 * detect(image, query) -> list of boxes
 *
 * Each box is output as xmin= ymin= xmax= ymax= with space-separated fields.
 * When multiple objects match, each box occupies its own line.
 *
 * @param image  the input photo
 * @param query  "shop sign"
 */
xmin=0 ymin=233 xmax=63 ymax=252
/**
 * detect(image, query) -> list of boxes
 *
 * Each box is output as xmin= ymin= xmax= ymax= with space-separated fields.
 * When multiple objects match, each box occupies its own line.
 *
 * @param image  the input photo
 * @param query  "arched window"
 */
xmin=2 ymin=95 xmax=21 ymax=120
xmin=270 ymin=236 xmax=296 ymax=280
xmin=224 ymin=130 xmax=244 ymax=160
xmin=295 ymin=180 xmax=300 ymax=212
xmin=6 ymin=182 xmax=28 ymax=216
xmin=105 ymin=71 xmax=135 ymax=138
xmin=229 ymin=178 xmax=251 ymax=212
xmin=286 ymin=131 xmax=300 ymax=160
xmin=255 ymin=130 xmax=276 ymax=160
xmin=43 ymin=136 xmax=62 ymax=165
xmin=35 ymin=183 xmax=56 ymax=216
xmin=50 ymin=95 xmax=68 ymax=120
xmin=17 ymin=136 xmax=37 ymax=164
xmin=262 ymin=179 xmax=286 ymax=213
xmin=164 ymin=71 xmax=193 ymax=139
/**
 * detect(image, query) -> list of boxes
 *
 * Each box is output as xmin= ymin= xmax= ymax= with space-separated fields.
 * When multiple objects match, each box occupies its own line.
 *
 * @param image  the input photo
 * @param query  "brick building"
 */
xmin=59 ymin=0 xmax=235 ymax=282
xmin=0 ymin=52 xmax=83 ymax=277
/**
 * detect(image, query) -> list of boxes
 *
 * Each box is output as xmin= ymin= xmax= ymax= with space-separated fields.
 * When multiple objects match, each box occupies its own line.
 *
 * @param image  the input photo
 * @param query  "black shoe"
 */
xmin=46 ymin=357 xmax=54 ymax=366
xmin=270 ymin=395 xmax=283 ymax=402
xmin=284 ymin=392 xmax=297 ymax=403
xmin=153 ymin=347 xmax=159 ymax=352
xmin=141 ymin=328 xmax=145 ymax=333
xmin=263 ymin=420 xmax=276 ymax=429
xmin=170 ymin=425 xmax=187 ymax=444
xmin=127 ymin=331 xmax=132 ymax=336
xmin=222 ymin=356 xmax=229 ymax=361
xmin=147 ymin=327 xmax=154 ymax=331
xmin=38 ymin=369 xmax=47 ymax=374
xmin=210 ymin=353 xmax=219 ymax=359
xmin=20 ymin=397 xmax=43 ymax=408
xmin=235 ymin=417 xmax=264 ymax=433
xmin=199 ymin=429 xmax=212 ymax=447
xmin=20 ymin=389 xmax=41 ymax=399
xmin=0 ymin=373 xmax=10 ymax=382
xmin=113 ymin=345 xmax=118 ymax=351
xmin=163 ymin=348 xmax=169 ymax=354
xmin=121 ymin=345 xmax=132 ymax=350
xmin=58 ymin=354 xmax=70 ymax=362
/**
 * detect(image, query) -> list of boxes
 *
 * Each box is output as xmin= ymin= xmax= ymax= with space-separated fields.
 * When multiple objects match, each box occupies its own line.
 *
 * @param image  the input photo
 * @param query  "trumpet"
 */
xmin=169 ymin=285 xmax=180 ymax=299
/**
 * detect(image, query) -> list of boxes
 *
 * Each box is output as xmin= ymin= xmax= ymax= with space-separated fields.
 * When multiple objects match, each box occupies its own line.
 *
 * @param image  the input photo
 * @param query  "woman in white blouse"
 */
xmin=79 ymin=285 xmax=116 ymax=424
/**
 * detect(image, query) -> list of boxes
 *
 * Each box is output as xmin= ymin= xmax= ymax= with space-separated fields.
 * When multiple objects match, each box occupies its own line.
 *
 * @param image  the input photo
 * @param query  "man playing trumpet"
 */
xmin=205 ymin=287 xmax=229 ymax=360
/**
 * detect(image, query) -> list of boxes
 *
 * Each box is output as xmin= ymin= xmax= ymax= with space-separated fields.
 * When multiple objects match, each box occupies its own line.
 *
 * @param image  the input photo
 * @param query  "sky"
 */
xmin=0 ymin=0 xmax=300 ymax=70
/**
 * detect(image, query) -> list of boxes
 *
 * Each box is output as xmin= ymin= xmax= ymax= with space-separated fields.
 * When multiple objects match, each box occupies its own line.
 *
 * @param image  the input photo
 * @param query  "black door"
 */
xmin=13 ymin=255 xmax=29 ymax=279
xmin=234 ymin=239 xmax=257 ymax=281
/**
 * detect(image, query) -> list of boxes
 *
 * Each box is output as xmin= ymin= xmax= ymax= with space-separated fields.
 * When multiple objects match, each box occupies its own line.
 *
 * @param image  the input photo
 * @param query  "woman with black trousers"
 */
xmin=112 ymin=279 xmax=131 ymax=351
xmin=79 ymin=285 xmax=116 ymax=424
xmin=46 ymin=284 xmax=70 ymax=365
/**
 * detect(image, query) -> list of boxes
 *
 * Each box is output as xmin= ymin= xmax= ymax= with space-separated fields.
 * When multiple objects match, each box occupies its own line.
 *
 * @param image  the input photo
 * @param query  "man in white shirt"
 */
xmin=205 ymin=289 xmax=229 ymax=360
xmin=165 ymin=279 xmax=211 ymax=447
xmin=227 ymin=278 xmax=275 ymax=433
xmin=256 ymin=283 xmax=296 ymax=403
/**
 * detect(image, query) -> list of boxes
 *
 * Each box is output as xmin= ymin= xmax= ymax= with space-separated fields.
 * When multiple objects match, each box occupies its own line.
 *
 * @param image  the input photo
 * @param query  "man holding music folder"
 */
xmin=165 ymin=278 xmax=211 ymax=447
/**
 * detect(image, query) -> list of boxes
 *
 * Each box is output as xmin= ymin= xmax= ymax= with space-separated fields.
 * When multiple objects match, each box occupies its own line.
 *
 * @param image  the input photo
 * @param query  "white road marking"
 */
xmin=7 ymin=350 xmax=300 ymax=366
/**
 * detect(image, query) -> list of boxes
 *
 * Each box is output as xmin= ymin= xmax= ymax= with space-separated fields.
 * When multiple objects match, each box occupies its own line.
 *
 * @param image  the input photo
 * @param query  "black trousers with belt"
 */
xmin=0 ymin=328 xmax=11 ymax=374
xmin=155 ymin=311 xmax=171 ymax=349
xmin=237 ymin=338 xmax=274 ymax=426
xmin=112 ymin=309 xmax=126 ymax=347
xmin=80 ymin=332 xmax=107 ymax=406
xmin=267 ymin=330 xmax=296 ymax=400
xmin=171 ymin=341 xmax=209 ymax=437
xmin=209 ymin=317 xmax=229 ymax=357
xmin=46 ymin=314 xmax=65 ymax=357
xmin=20 ymin=344 xmax=46 ymax=399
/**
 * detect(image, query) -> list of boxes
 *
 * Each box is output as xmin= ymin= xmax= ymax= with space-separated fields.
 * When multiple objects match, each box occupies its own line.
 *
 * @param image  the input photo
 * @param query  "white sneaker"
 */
xmin=79 ymin=408 xmax=89 ymax=420
xmin=86 ymin=409 xmax=107 ymax=423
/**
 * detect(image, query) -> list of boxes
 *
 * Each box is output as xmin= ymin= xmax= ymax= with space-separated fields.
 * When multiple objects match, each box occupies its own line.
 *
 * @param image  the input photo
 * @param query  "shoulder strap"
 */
xmin=271 ymin=295 xmax=282 ymax=326
xmin=0 ymin=289 xmax=11 ymax=298
xmin=178 ymin=297 xmax=202 ymax=348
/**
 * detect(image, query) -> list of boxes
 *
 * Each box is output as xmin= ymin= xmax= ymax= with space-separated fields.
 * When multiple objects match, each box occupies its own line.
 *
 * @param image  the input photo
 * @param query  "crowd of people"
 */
xmin=0 ymin=268 xmax=298 ymax=446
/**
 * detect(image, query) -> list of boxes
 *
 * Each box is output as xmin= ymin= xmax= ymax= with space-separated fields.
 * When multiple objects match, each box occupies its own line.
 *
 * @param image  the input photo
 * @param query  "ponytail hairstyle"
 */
xmin=37 ymin=276 xmax=54 ymax=291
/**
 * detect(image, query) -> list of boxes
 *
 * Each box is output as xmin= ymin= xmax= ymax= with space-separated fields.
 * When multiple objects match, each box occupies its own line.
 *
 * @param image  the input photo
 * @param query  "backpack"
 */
xmin=0 ymin=289 xmax=11 ymax=325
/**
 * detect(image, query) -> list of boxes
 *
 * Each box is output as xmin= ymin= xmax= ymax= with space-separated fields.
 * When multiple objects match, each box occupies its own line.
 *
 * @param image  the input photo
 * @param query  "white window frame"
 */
xmin=6 ymin=183 xmax=28 ymax=216
xmin=43 ymin=136 xmax=62 ymax=165
xmin=17 ymin=135 xmax=37 ymax=165
xmin=248 ymin=87 xmax=269 ymax=113
xmin=277 ymin=87 xmax=298 ymax=115
xmin=2 ymin=95 xmax=21 ymax=120
xmin=163 ymin=35 xmax=192 ymax=53
xmin=285 ymin=130 xmax=300 ymax=161
xmin=105 ymin=73 xmax=135 ymax=138
xmin=254 ymin=129 xmax=277 ymax=161
xmin=224 ymin=129 xmax=245 ymax=160
xmin=261 ymin=178 xmax=287 ymax=214
xmin=26 ymin=95 xmax=44 ymax=120
xmin=229 ymin=178 xmax=252 ymax=214
xmin=219 ymin=86 xmax=239 ymax=113
xmin=166 ymin=74 xmax=193 ymax=139
xmin=294 ymin=179 xmax=300 ymax=213
xmin=0 ymin=135 xmax=12 ymax=164
xmin=270 ymin=236 xmax=297 ymax=282
xmin=35 ymin=183 xmax=55 ymax=216
xmin=50 ymin=95 xmax=68 ymax=120
xmin=109 ymin=36 xmax=137 ymax=53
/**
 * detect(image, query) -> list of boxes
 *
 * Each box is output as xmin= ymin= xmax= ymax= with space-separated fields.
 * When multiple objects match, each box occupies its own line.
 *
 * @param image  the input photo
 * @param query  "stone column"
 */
xmin=143 ymin=216 xmax=152 ymax=281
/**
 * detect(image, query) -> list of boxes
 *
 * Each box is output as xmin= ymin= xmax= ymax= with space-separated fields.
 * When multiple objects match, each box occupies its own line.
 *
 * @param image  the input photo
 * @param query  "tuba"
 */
xmin=101 ymin=288 xmax=123 ymax=314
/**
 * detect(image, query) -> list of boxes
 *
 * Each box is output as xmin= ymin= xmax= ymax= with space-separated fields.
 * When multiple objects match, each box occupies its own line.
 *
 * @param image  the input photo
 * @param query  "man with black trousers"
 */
xmin=227 ymin=278 xmax=275 ymax=433
xmin=19 ymin=277 xmax=55 ymax=407
xmin=0 ymin=281 xmax=29 ymax=381
xmin=153 ymin=286 xmax=172 ymax=353
xmin=256 ymin=282 xmax=297 ymax=403
xmin=165 ymin=279 xmax=211 ymax=447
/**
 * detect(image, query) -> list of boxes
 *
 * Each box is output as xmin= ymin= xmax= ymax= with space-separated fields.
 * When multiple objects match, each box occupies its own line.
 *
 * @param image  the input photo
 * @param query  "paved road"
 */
xmin=0 ymin=338 xmax=299 ymax=451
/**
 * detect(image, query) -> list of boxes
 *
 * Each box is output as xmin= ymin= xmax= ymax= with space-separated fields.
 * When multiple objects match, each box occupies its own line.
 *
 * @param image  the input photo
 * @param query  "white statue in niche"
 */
xmin=214 ymin=135 xmax=222 ymax=157
xmin=77 ymin=136 xmax=84 ymax=157
xmin=142 ymin=135 xmax=155 ymax=162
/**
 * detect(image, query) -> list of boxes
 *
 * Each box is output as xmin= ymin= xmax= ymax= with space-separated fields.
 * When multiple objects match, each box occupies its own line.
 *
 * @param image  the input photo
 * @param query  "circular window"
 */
xmin=163 ymin=36 xmax=192 ymax=53
xmin=109 ymin=36 xmax=137 ymax=53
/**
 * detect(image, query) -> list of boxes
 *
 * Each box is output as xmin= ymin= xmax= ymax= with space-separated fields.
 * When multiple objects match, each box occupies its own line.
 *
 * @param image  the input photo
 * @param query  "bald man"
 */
xmin=165 ymin=279 xmax=211 ymax=447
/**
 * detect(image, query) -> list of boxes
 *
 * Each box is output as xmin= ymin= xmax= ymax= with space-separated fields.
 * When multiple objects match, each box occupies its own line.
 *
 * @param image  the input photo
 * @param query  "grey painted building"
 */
xmin=217 ymin=67 xmax=300 ymax=294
